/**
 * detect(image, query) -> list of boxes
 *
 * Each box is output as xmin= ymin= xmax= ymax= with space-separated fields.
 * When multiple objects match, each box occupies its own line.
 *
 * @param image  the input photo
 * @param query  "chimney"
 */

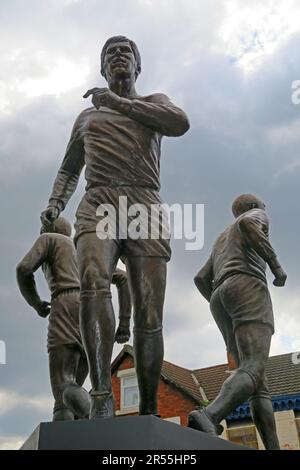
xmin=227 ymin=351 xmax=237 ymax=371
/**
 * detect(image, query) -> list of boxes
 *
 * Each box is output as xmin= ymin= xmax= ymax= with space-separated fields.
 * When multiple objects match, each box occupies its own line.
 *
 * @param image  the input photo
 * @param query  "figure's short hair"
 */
xmin=232 ymin=194 xmax=265 ymax=218
xmin=100 ymin=35 xmax=141 ymax=79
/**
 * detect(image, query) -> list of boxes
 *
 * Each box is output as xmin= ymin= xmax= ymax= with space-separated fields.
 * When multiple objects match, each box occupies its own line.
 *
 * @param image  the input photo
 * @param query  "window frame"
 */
xmin=117 ymin=368 xmax=140 ymax=415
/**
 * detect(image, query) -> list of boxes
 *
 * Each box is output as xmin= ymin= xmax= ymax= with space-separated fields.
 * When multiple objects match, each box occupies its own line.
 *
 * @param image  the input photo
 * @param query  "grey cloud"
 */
xmin=1 ymin=0 xmax=300 ymax=446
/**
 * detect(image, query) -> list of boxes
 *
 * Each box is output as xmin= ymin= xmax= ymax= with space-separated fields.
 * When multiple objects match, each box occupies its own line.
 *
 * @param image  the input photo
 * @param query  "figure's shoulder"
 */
xmin=33 ymin=233 xmax=52 ymax=251
xmin=240 ymin=208 xmax=268 ymax=223
xmin=141 ymin=92 xmax=171 ymax=104
xmin=44 ymin=233 xmax=73 ymax=247
xmin=252 ymin=208 xmax=269 ymax=226
xmin=80 ymin=106 xmax=96 ymax=118
xmin=79 ymin=106 xmax=95 ymax=116
xmin=217 ymin=226 xmax=231 ymax=239
xmin=74 ymin=107 xmax=95 ymax=125
xmin=37 ymin=233 xmax=50 ymax=244
xmin=212 ymin=227 xmax=230 ymax=251
xmin=251 ymin=207 xmax=266 ymax=217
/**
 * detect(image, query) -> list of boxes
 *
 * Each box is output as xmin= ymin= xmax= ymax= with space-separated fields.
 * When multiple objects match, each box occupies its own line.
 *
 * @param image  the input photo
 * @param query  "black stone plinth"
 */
xmin=20 ymin=415 xmax=249 ymax=450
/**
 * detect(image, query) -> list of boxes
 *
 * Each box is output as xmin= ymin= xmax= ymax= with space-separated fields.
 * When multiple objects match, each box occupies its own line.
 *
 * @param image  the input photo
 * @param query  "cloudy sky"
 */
xmin=1 ymin=0 xmax=300 ymax=450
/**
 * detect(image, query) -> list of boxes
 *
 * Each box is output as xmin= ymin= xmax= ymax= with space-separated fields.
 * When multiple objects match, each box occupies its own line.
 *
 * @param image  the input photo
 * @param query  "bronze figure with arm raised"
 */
xmin=41 ymin=35 xmax=189 ymax=419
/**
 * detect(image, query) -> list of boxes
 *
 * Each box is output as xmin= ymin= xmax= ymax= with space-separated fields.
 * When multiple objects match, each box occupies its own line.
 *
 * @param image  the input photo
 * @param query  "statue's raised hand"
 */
xmin=83 ymin=87 xmax=121 ymax=110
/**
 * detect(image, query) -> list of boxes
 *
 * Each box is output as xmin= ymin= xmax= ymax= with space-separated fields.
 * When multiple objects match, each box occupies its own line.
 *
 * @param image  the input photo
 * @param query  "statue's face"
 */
xmin=103 ymin=40 xmax=137 ymax=81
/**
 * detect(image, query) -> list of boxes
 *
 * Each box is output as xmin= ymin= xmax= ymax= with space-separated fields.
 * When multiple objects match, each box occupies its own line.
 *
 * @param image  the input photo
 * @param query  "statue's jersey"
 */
xmin=211 ymin=209 xmax=277 ymax=291
xmin=48 ymin=93 xmax=189 ymax=209
xmin=20 ymin=233 xmax=80 ymax=300
xmin=18 ymin=233 xmax=131 ymax=350
xmin=83 ymin=105 xmax=162 ymax=191
xmin=47 ymin=93 xmax=189 ymax=258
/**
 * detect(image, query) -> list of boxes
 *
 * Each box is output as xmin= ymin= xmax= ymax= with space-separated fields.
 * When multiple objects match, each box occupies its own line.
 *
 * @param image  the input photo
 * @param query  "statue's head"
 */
xmin=101 ymin=35 xmax=141 ymax=82
xmin=232 ymin=194 xmax=266 ymax=218
xmin=40 ymin=217 xmax=72 ymax=237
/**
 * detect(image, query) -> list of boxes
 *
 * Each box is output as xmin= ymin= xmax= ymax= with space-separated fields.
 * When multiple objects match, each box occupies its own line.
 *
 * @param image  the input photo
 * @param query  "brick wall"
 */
xmin=112 ymin=355 xmax=197 ymax=426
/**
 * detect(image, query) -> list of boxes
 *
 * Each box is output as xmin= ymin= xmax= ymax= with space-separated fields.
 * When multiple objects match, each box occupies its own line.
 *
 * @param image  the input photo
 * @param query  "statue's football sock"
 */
xmin=134 ymin=327 xmax=163 ymax=415
xmin=250 ymin=395 xmax=280 ymax=450
xmin=205 ymin=369 xmax=256 ymax=425
xmin=80 ymin=291 xmax=115 ymax=399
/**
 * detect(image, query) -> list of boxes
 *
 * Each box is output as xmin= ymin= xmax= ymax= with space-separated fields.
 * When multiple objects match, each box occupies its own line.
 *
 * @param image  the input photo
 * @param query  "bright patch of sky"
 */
xmin=16 ymin=56 xmax=90 ymax=98
xmin=219 ymin=0 xmax=300 ymax=72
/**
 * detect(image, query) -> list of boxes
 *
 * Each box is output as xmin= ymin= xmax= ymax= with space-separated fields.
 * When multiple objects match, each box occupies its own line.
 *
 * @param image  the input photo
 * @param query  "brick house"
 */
xmin=111 ymin=346 xmax=300 ymax=449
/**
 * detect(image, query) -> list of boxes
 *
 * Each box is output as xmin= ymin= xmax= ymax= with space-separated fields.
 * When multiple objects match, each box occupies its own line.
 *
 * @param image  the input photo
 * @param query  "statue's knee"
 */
xmin=133 ymin=299 xmax=163 ymax=330
xmin=134 ymin=320 xmax=163 ymax=337
xmin=81 ymin=265 xmax=99 ymax=290
xmin=240 ymin=361 xmax=265 ymax=389
xmin=134 ymin=314 xmax=162 ymax=332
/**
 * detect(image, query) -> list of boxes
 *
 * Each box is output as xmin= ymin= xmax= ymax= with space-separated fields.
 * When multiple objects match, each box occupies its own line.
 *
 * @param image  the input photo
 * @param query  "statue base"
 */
xmin=20 ymin=415 xmax=249 ymax=450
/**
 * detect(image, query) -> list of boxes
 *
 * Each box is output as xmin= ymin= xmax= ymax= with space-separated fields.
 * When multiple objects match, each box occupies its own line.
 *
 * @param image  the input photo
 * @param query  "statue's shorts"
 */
xmin=48 ymin=289 xmax=84 ymax=353
xmin=210 ymin=273 xmax=274 ymax=395
xmin=210 ymin=273 xmax=274 ymax=339
xmin=73 ymin=186 xmax=171 ymax=261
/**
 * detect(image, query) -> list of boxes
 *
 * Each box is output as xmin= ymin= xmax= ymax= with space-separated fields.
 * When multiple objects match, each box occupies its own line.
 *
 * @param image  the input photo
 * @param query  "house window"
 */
xmin=117 ymin=368 xmax=139 ymax=414
xmin=122 ymin=375 xmax=139 ymax=409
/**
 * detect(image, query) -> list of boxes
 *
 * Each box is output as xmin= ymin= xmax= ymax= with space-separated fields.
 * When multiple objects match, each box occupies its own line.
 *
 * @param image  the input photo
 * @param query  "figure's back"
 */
xmin=211 ymin=210 xmax=268 ymax=290
xmin=41 ymin=233 xmax=80 ymax=299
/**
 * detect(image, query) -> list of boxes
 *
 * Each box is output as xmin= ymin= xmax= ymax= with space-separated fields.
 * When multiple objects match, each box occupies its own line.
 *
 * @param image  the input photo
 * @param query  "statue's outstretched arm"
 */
xmin=194 ymin=255 xmax=214 ymax=302
xmin=238 ymin=209 xmax=287 ymax=287
xmin=118 ymin=93 xmax=190 ymax=137
xmin=16 ymin=234 xmax=51 ymax=317
xmin=41 ymin=114 xmax=85 ymax=226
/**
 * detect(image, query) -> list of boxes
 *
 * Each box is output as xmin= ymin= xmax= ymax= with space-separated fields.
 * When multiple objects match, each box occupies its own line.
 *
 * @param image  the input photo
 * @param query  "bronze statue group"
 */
xmin=16 ymin=36 xmax=286 ymax=450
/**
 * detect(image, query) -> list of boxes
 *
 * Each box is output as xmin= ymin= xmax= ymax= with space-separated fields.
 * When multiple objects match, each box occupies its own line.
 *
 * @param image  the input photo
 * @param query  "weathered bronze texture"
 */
xmin=189 ymin=194 xmax=287 ymax=450
xmin=16 ymin=217 xmax=132 ymax=420
xmin=40 ymin=36 xmax=189 ymax=418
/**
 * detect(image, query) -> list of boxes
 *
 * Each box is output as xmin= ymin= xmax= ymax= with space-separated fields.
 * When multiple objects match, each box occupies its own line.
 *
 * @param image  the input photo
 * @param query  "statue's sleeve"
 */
xmin=238 ymin=210 xmax=278 ymax=265
xmin=48 ymin=113 xmax=85 ymax=211
xmin=112 ymin=268 xmax=132 ymax=323
xmin=118 ymin=93 xmax=190 ymax=137
xmin=16 ymin=234 xmax=50 ymax=309
xmin=194 ymin=255 xmax=214 ymax=302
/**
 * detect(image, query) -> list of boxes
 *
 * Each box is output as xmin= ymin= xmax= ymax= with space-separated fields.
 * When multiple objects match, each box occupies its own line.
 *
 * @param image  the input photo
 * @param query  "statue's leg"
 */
xmin=189 ymin=287 xmax=240 ymax=434
xmin=249 ymin=375 xmax=280 ymax=449
xmin=76 ymin=233 xmax=120 ymax=418
xmin=49 ymin=345 xmax=90 ymax=420
xmin=126 ymin=256 xmax=166 ymax=415
xmin=205 ymin=322 xmax=271 ymax=425
xmin=209 ymin=287 xmax=240 ymax=367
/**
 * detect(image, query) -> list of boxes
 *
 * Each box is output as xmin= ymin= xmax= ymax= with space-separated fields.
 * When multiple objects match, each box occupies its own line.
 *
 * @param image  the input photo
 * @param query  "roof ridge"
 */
xmin=193 ymin=363 xmax=228 ymax=372
xmin=267 ymin=352 xmax=295 ymax=359
xmin=162 ymin=359 xmax=193 ymax=372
